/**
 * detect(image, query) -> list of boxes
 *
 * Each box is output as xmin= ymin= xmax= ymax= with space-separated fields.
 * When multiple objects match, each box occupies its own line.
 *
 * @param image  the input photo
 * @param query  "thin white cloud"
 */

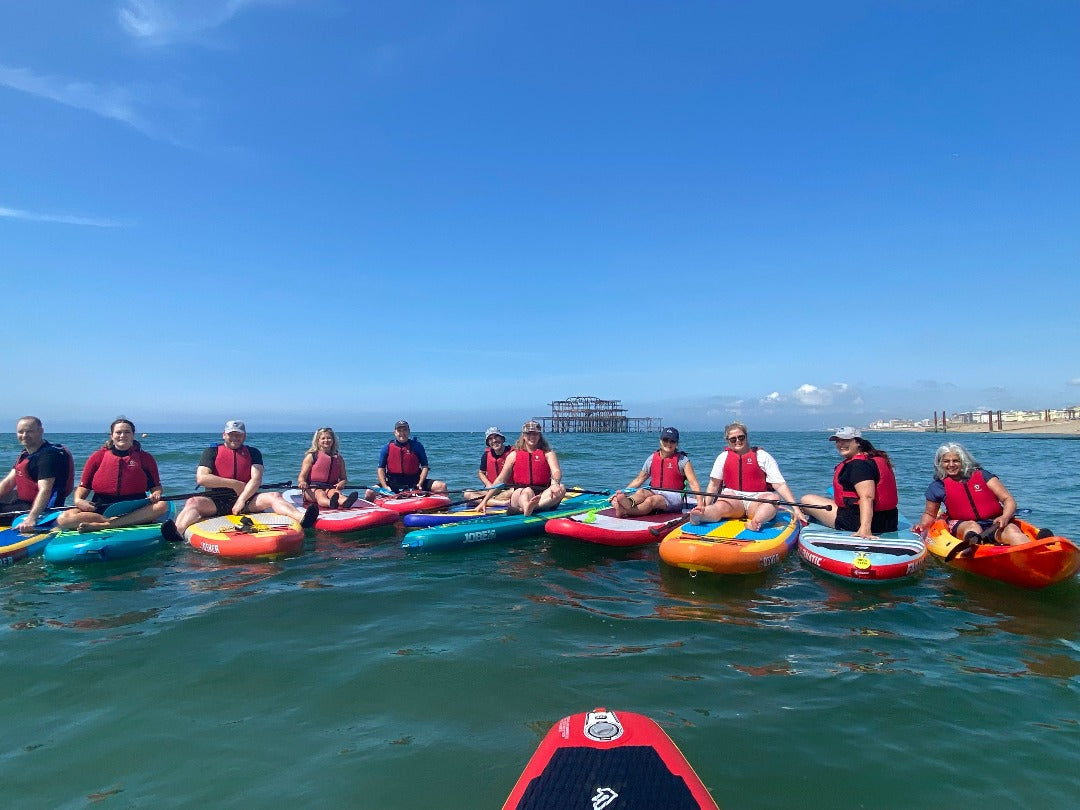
xmin=1069 ymin=378 xmax=1080 ymax=386
xmin=0 ymin=64 xmax=155 ymax=136
xmin=117 ymin=0 xmax=286 ymax=45
xmin=0 ymin=206 xmax=124 ymax=228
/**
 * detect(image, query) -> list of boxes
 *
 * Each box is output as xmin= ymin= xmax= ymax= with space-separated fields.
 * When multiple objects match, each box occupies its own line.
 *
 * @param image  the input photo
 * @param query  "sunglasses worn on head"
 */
xmin=727 ymin=435 xmax=747 ymax=444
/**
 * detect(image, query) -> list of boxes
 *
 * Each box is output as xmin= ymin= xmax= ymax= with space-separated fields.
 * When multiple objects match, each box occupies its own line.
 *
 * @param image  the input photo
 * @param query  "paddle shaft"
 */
xmin=581 ymin=485 xmax=831 ymax=511
xmin=96 ymin=481 xmax=294 ymax=517
xmin=347 ymin=483 xmax=496 ymax=497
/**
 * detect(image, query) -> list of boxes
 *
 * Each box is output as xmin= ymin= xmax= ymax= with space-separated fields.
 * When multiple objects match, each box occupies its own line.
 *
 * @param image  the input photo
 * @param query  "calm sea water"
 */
xmin=1 ymin=430 xmax=1078 ymax=808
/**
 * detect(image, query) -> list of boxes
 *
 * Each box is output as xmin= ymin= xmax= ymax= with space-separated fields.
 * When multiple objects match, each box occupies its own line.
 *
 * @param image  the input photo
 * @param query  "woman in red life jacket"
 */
xmin=611 ymin=427 xmax=703 ymax=517
xmin=689 ymin=421 xmax=807 ymax=530
xmin=464 ymin=427 xmax=513 ymax=504
xmin=475 ymin=421 xmax=567 ymax=516
xmin=56 ymin=417 xmax=169 ymax=532
xmin=913 ymin=442 xmax=1028 ymax=549
xmin=298 ymin=427 xmax=358 ymax=509
xmin=801 ymin=426 xmax=899 ymax=539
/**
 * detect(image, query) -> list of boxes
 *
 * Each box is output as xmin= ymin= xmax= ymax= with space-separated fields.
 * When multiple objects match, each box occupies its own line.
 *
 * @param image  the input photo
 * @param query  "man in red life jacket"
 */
xmin=161 ymin=420 xmax=317 ymax=541
xmin=367 ymin=421 xmax=448 ymax=498
xmin=0 ymin=416 xmax=74 ymax=532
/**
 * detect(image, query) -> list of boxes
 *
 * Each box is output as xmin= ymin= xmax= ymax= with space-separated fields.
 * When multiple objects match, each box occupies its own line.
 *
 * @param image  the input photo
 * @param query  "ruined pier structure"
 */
xmin=535 ymin=396 xmax=662 ymax=434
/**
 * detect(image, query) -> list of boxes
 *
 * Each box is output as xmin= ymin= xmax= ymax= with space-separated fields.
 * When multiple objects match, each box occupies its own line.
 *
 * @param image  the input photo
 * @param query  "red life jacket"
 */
xmin=308 ymin=451 xmax=344 ymax=486
xmin=484 ymin=448 xmax=510 ymax=481
xmin=942 ymin=470 xmax=1002 ymax=521
xmin=722 ymin=448 xmax=768 ymax=492
xmin=832 ymin=453 xmax=898 ymax=511
xmin=512 ymin=449 xmax=551 ymax=487
xmin=386 ymin=441 xmax=421 ymax=475
xmin=650 ymin=450 xmax=686 ymax=490
xmin=14 ymin=442 xmax=75 ymax=504
xmin=86 ymin=446 xmax=158 ymax=497
xmin=213 ymin=444 xmax=254 ymax=483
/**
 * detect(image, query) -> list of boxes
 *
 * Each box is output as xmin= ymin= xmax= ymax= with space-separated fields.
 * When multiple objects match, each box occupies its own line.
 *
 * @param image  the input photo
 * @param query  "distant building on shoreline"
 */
xmin=867 ymin=406 xmax=1080 ymax=432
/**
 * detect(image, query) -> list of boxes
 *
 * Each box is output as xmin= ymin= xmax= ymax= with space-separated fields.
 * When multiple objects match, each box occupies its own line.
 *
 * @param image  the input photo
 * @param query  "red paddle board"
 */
xmin=503 ymin=708 xmax=718 ymax=809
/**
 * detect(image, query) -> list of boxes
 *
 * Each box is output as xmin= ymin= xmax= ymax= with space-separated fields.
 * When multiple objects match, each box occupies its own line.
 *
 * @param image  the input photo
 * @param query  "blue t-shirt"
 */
xmin=377 ymin=439 xmax=430 ymax=470
xmin=925 ymin=469 xmax=997 ymax=503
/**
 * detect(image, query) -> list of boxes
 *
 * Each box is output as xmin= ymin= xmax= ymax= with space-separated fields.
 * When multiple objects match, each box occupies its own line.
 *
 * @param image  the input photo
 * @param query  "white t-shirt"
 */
xmin=709 ymin=449 xmax=786 ymax=486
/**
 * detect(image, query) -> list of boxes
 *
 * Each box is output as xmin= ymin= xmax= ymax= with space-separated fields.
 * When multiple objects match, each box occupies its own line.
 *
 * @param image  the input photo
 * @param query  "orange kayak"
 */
xmin=924 ymin=518 xmax=1080 ymax=589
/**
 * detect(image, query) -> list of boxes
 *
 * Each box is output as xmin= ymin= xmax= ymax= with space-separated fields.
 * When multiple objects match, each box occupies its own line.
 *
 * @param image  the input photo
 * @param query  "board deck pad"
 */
xmin=503 ymin=709 xmax=718 ymax=809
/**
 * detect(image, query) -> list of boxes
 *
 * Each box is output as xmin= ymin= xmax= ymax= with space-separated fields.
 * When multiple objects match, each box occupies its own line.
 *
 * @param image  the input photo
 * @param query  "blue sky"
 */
xmin=2 ymin=1 xmax=1078 ymax=432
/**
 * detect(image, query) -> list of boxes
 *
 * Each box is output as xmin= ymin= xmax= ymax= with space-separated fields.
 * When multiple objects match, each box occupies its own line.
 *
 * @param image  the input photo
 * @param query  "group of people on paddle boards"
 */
xmin=0 ymin=415 xmax=1038 ymax=554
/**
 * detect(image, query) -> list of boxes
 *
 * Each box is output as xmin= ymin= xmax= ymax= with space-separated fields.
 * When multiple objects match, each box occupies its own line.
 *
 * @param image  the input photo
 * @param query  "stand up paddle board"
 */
xmin=282 ymin=489 xmax=398 ymax=532
xmin=374 ymin=492 xmax=452 ymax=514
xmin=186 ymin=512 xmax=305 ymax=560
xmin=659 ymin=511 xmax=800 ymax=575
xmin=798 ymin=515 xmax=925 ymax=583
xmin=402 ymin=501 xmax=510 ymax=528
xmin=503 ymin=708 xmax=718 ymax=809
xmin=545 ymin=507 xmax=688 ymax=547
xmin=0 ymin=525 xmax=57 ymax=567
xmin=44 ymin=503 xmax=175 ymax=564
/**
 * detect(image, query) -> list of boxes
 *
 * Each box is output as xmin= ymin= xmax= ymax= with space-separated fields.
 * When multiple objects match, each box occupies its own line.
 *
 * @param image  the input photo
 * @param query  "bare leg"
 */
xmin=799 ymin=495 xmax=837 ymax=528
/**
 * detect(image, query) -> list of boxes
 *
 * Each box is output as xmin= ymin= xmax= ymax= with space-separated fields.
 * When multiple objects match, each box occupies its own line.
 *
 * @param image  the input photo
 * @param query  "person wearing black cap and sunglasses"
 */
xmin=368 ymin=421 xmax=447 ymax=498
xmin=611 ymin=427 xmax=703 ymax=517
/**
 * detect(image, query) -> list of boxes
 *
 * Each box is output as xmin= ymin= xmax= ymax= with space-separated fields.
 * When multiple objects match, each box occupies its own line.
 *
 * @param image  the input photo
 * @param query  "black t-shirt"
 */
xmin=198 ymin=445 xmax=264 ymax=475
xmin=18 ymin=442 xmax=67 ymax=483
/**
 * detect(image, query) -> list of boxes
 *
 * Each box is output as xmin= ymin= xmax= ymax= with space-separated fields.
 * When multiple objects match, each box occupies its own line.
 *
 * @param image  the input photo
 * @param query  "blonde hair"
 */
xmin=308 ymin=427 xmax=340 ymax=455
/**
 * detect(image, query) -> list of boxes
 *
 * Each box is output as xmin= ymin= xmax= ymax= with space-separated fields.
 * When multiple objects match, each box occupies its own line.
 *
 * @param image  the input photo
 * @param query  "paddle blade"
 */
xmin=103 ymin=498 xmax=152 ymax=518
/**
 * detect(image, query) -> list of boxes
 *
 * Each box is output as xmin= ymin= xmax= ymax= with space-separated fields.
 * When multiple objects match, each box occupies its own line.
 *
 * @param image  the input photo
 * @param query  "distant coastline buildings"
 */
xmin=867 ymin=406 xmax=1080 ymax=432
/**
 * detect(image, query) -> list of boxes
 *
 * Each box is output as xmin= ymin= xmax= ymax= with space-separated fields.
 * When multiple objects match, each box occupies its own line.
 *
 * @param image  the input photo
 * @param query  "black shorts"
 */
xmin=835 ymin=506 xmax=899 ymax=534
xmin=203 ymin=489 xmax=255 ymax=517
xmin=948 ymin=517 xmax=997 ymax=534
xmin=385 ymin=474 xmax=432 ymax=493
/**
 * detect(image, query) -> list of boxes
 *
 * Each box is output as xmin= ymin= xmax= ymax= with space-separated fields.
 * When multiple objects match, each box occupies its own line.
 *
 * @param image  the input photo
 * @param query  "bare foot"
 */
xmin=747 ymin=519 xmax=762 ymax=532
xmin=523 ymin=494 xmax=541 ymax=516
xmin=612 ymin=492 xmax=629 ymax=518
xmin=77 ymin=521 xmax=103 ymax=534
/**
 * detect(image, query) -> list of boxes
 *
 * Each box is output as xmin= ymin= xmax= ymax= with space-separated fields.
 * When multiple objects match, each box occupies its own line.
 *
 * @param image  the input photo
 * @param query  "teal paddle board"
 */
xmin=43 ymin=503 xmax=174 ymax=564
xmin=402 ymin=493 xmax=610 ymax=552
